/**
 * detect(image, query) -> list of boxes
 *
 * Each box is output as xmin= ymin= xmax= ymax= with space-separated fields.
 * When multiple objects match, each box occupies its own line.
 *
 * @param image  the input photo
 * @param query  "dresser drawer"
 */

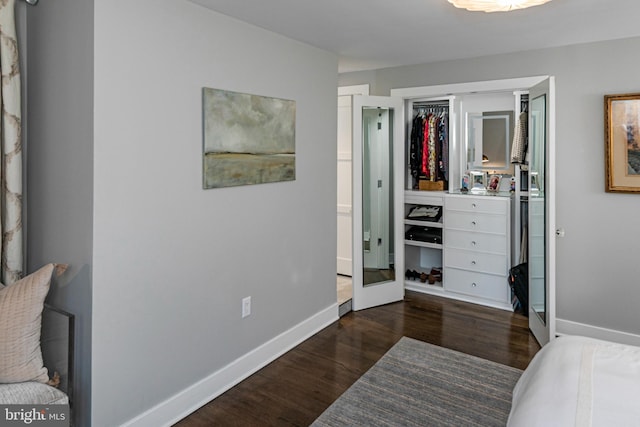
xmin=444 ymin=248 xmax=507 ymax=275
xmin=444 ymin=229 xmax=507 ymax=254
xmin=444 ymin=268 xmax=510 ymax=303
xmin=445 ymin=195 xmax=508 ymax=215
xmin=445 ymin=211 xmax=507 ymax=234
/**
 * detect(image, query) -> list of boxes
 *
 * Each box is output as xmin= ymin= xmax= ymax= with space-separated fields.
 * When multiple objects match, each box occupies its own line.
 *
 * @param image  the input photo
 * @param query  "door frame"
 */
xmin=390 ymin=76 xmax=556 ymax=341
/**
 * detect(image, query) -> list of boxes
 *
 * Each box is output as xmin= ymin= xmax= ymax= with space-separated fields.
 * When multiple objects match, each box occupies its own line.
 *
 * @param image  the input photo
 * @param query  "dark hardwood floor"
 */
xmin=174 ymin=291 xmax=540 ymax=427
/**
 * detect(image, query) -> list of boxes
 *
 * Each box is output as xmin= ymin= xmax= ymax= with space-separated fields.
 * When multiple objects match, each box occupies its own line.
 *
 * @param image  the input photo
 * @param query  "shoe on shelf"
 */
xmin=405 ymin=270 xmax=421 ymax=280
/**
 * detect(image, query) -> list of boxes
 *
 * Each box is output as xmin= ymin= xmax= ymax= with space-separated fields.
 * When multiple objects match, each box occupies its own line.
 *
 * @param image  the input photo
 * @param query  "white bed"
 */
xmin=508 ymin=335 xmax=640 ymax=426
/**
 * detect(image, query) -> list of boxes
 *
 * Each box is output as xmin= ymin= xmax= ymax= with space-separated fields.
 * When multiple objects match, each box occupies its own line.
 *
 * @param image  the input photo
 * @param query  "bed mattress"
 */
xmin=508 ymin=335 xmax=640 ymax=426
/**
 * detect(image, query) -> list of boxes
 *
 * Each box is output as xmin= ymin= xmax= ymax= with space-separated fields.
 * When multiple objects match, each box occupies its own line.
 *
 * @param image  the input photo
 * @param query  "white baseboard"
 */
xmin=123 ymin=303 xmax=339 ymax=427
xmin=556 ymin=318 xmax=640 ymax=346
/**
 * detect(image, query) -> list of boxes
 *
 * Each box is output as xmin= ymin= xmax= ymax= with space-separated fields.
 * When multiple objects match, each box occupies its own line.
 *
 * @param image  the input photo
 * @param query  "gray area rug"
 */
xmin=312 ymin=337 xmax=522 ymax=426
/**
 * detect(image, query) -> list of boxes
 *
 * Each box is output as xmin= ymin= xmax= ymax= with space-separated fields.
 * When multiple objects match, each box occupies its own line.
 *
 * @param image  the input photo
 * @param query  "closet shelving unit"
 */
xmin=403 ymin=98 xmax=452 ymax=294
xmin=404 ymin=191 xmax=445 ymax=292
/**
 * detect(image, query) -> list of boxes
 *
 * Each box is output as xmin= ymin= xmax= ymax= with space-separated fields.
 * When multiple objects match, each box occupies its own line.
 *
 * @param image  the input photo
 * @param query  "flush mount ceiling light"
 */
xmin=447 ymin=0 xmax=553 ymax=12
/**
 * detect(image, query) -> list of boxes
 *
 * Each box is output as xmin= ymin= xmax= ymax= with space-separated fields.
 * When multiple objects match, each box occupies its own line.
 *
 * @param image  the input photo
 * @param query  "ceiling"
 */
xmin=189 ymin=0 xmax=640 ymax=73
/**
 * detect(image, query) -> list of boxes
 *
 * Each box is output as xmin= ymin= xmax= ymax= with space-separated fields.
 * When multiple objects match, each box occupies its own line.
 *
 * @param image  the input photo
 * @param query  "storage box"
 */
xmin=418 ymin=180 xmax=445 ymax=191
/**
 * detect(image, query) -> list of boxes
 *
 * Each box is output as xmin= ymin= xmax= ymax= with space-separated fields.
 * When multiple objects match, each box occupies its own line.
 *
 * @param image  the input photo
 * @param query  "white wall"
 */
xmin=92 ymin=1 xmax=338 ymax=425
xmin=340 ymin=36 xmax=640 ymax=342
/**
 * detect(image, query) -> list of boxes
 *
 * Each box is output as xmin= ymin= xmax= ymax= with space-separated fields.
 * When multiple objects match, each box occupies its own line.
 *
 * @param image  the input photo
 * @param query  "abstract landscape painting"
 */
xmin=202 ymin=87 xmax=296 ymax=189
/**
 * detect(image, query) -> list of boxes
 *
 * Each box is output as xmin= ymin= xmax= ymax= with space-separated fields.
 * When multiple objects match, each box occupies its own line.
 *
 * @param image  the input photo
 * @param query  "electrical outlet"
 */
xmin=242 ymin=296 xmax=251 ymax=318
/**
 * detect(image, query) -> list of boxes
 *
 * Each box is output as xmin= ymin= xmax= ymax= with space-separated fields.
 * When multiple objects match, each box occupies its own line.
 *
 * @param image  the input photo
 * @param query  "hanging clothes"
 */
xmin=422 ymin=116 xmax=430 ymax=178
xmin=428 ymin=114 xmax=438 ymax=181
xmin=410 ymin=114 xmax=424 ymax=188
xmin=410 ymin=105 xmax=450 ymax=189
xmin=511 ymin=111 xmax=528 ymax=164
xmin=439 ymin=114 xmax=449 ymax=182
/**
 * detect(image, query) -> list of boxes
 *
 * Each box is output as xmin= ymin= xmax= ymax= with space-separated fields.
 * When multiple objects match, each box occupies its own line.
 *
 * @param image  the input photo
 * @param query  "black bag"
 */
xmin=404 ymin=226 xmax=442 ymax=244
xmin=508 ymin=263 xmax=528 ymax=316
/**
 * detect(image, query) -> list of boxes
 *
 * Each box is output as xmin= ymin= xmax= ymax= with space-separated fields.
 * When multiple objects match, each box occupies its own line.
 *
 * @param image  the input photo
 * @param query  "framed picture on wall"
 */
xmin=605 ymin=93 xmax=640 ymax=193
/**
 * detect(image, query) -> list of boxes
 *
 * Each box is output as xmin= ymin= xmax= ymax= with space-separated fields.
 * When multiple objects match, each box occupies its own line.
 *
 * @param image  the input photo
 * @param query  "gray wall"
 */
xmin=25 ymin=0 xmax=338 ymax=425
xmin=91 ymin=0 xmax=338 ymax=425
xmin=340 ymin=36 xmax=640 ymax=338
xmin=26 ymin=1 xmax=94 ymax=427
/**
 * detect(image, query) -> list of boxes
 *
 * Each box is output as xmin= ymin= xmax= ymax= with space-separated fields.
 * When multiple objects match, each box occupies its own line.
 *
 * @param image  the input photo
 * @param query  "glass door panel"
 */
xmin=362 ymin=107 xmax=394 ymax=286
xmin=529 ymin=95 xmax=545 ymax=323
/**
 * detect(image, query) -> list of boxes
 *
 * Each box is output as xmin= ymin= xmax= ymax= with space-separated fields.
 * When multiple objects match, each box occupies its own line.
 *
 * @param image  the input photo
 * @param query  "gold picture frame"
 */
xmin=605 ymin=93 xmax=640 ymax=193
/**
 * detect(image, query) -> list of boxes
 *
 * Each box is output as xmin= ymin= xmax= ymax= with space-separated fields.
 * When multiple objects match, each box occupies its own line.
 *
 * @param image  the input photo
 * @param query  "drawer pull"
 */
xmin=471 ymin=241 xmax=477 ymax=246
xmin=471 ymin=260 xmax=477 ymax=265
xmin=472 ymin=203 xmax=477 ymax=208
xmin=471 ymin=221 xmax=477 ymax=226
xmin=471 ymin=282 xmax=477 ymax=287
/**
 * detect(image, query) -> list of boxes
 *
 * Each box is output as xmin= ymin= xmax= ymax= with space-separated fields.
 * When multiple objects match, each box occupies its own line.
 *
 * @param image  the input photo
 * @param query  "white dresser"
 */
xmin=443 ymin=194 xmax=511 ymax=310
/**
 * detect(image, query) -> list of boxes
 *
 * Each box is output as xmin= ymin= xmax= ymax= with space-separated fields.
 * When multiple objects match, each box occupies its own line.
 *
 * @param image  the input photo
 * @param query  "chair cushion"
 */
xmin=0 ymin=381 xmax=68 ymax=405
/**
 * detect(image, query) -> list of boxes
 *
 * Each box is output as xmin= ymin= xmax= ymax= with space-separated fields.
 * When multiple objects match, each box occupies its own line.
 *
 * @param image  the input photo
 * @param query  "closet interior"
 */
xmin=347 ymin=75 xmax=554 ymax=340
xmin=399 ymin=86 xmax=531 ymax=312
xmin=347 ymin=76 xmax=554 ymax=342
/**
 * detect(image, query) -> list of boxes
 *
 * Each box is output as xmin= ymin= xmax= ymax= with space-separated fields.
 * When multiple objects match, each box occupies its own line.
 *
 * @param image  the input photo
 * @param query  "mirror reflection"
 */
xmin=362 ymin=106 xmax=395 ymax=286
xmin=467 ymin=111 xmax=514 ymax=173
xmin=529 ymin=95 xmax=546 ymax=324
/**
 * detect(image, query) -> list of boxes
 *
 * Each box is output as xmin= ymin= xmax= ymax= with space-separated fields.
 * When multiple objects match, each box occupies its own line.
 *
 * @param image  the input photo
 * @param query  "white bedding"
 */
xmin=508 ymin=335 xmax=640 ymax=426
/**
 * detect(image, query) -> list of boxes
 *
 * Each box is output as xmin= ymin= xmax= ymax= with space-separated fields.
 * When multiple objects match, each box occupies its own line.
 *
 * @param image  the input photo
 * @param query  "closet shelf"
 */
xmin=404 ymin=280 xmax=445 ymax=293
xmin=404 ymin=190 xmax=445 ymax=206
xmin=404 ymin=240 xmax=442 ymax=250
xmin=404 ymin=219 xmax=443 ymax=228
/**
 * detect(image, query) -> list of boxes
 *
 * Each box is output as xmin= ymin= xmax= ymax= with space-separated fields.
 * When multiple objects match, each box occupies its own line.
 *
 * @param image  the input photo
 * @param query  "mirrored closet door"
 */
xmin=352 ymin=95 xmax=405 ymax=311
xmin=528 ymin=77 xmax=556 ymax=346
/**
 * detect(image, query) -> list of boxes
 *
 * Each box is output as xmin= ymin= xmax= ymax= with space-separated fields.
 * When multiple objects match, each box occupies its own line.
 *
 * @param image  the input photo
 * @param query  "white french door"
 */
xmin=352 ymin=95 xmax=405 ymax=311
xmin=337 ymin=85 xmax=370 ymax=278
xmin=337 ymin=95 xmax=353 ymax=276
xmin=528 ymin=77 xmax=556 ymax=345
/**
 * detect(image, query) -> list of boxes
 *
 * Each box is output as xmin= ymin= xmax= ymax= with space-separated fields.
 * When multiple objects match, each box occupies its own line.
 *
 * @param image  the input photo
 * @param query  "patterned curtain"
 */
xmin=0 ymin=0 xmax=23 ymax=285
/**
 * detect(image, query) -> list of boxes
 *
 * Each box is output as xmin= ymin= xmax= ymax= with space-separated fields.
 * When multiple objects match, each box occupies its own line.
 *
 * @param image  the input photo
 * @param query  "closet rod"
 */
xmin=413 ymin=102 xmax=449 ymax=107
xmin=414 ymin=106 xmax=449 ymax=110
xmin=413 ymin=105 xmax=449 ymax=115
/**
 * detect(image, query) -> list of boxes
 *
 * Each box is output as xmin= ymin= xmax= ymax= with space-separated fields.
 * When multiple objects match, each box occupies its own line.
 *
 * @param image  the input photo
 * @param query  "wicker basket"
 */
xmin=418 ymin=180 xmax=445 ymax=191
